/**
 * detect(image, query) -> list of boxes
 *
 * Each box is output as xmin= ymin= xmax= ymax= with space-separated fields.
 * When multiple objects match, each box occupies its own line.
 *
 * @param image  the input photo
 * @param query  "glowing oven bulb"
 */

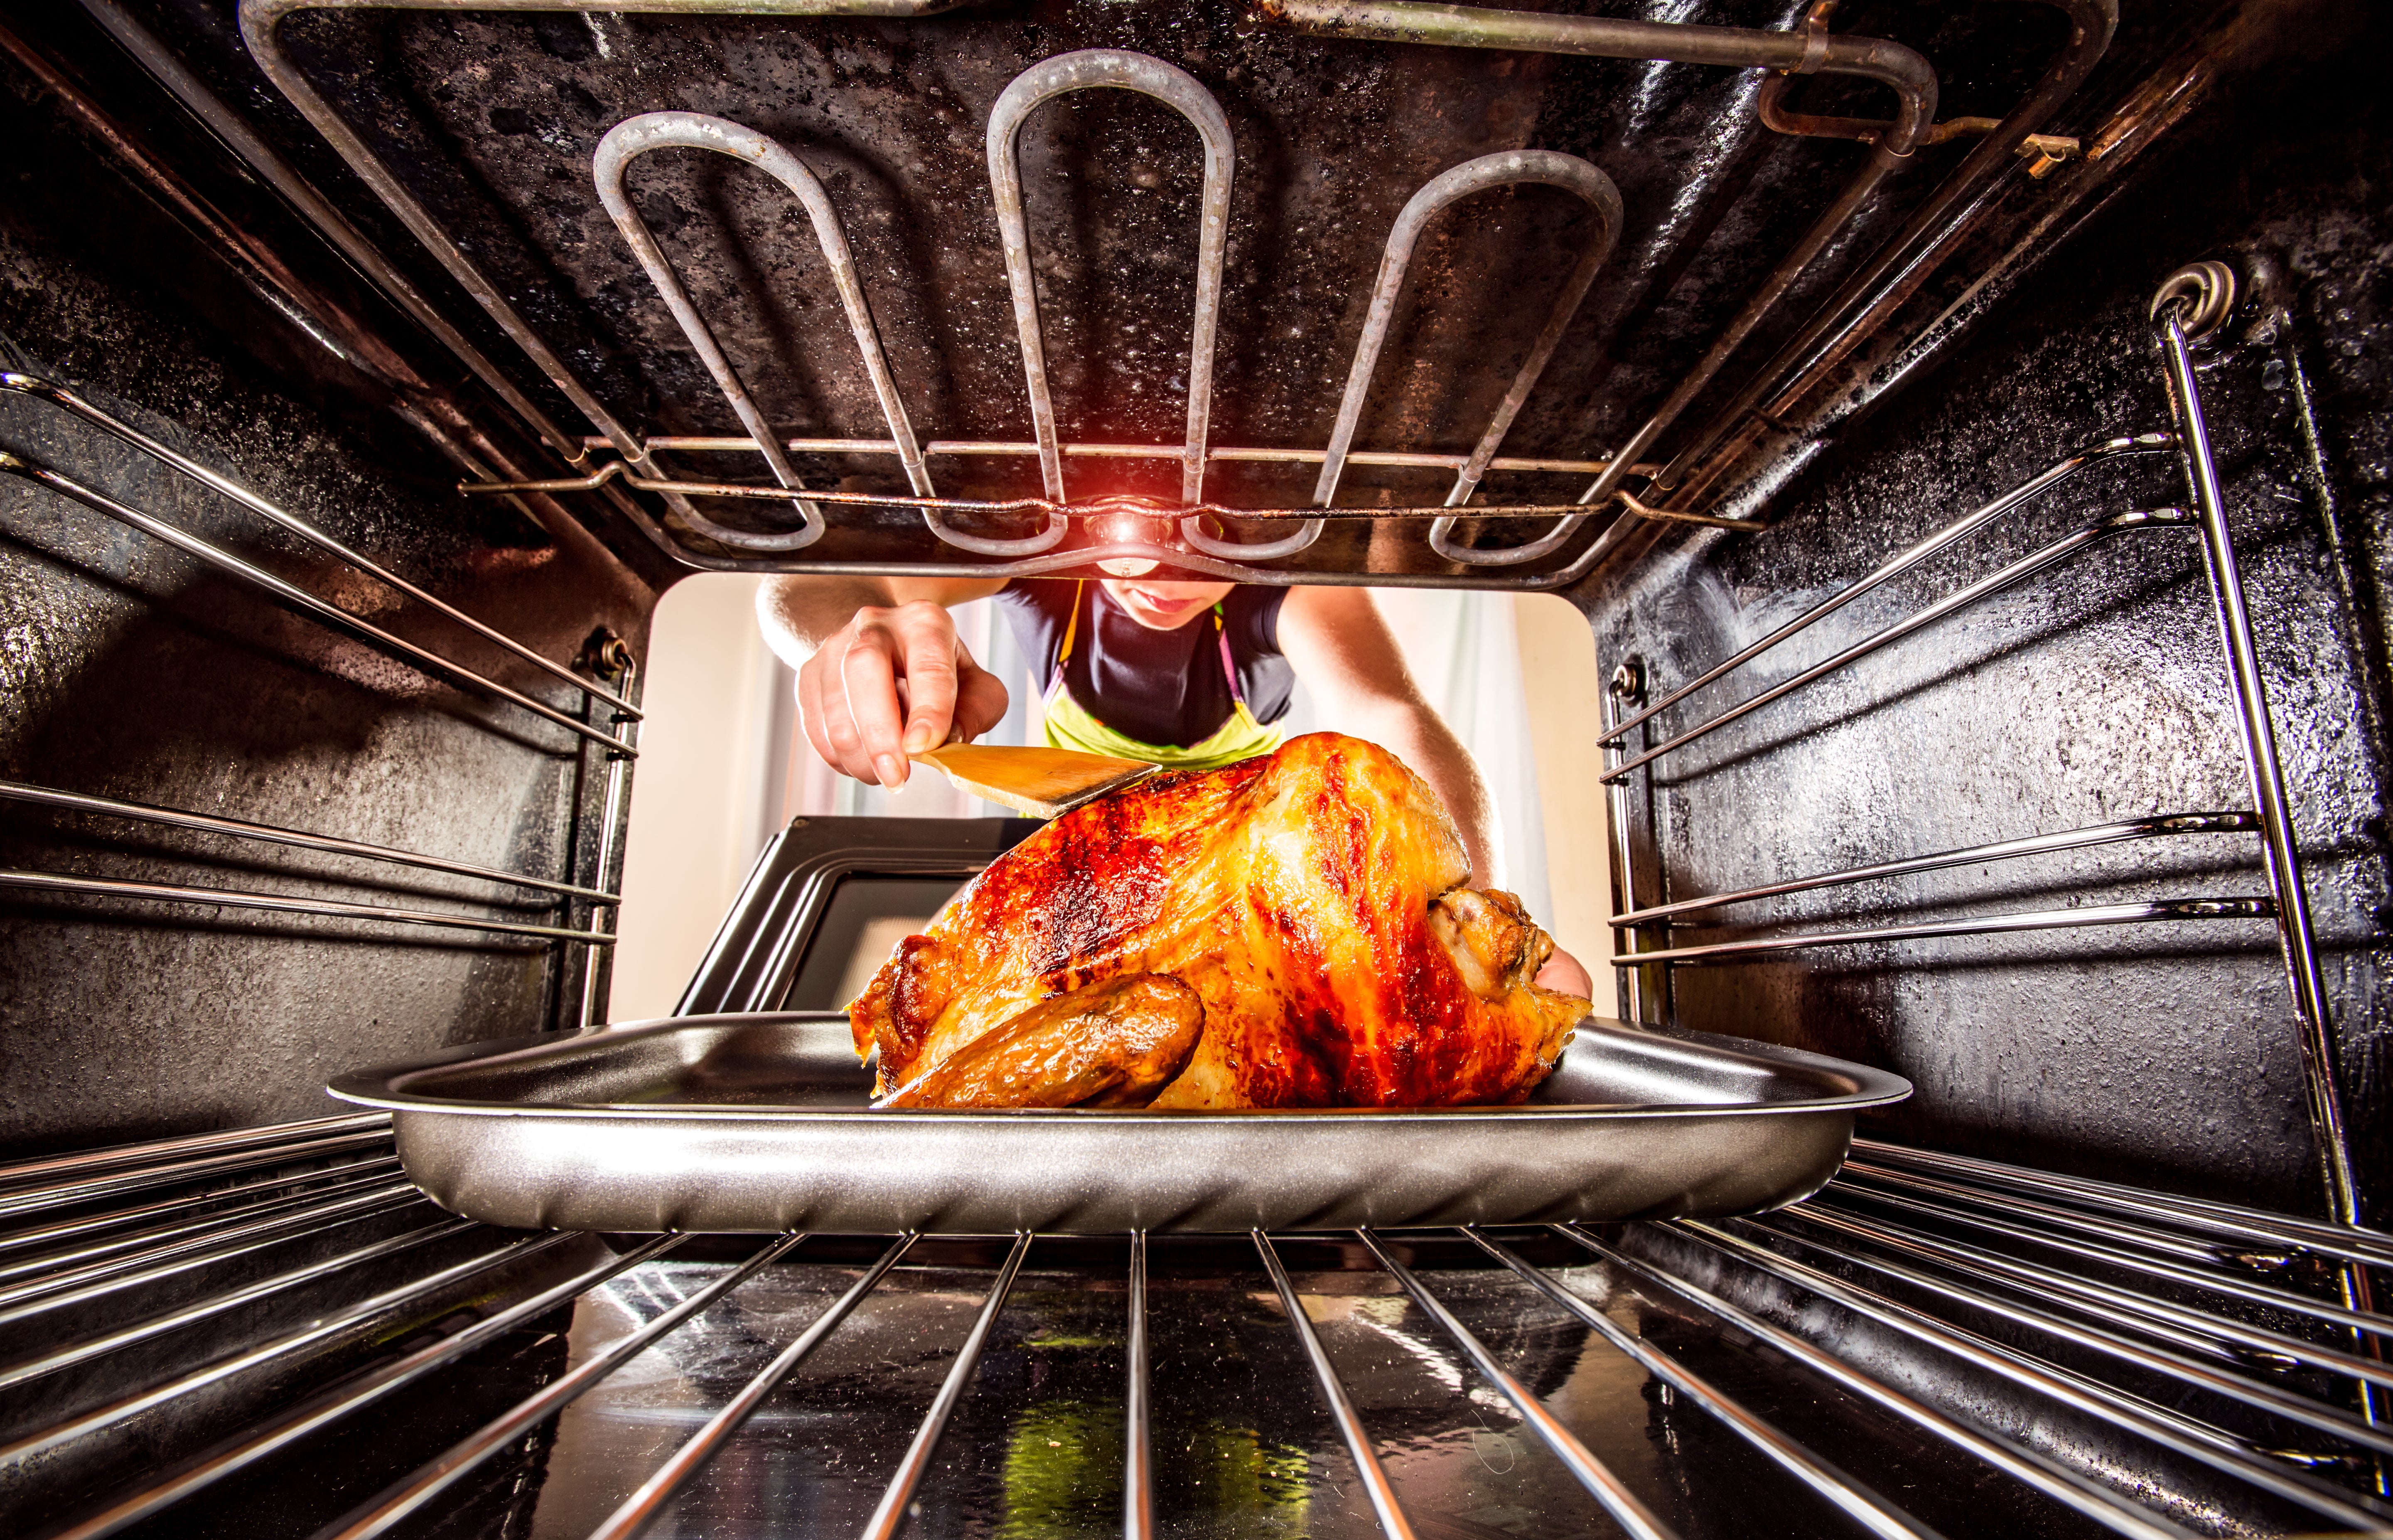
xmin=1084 ymin=495 xmax=1177 ymax=576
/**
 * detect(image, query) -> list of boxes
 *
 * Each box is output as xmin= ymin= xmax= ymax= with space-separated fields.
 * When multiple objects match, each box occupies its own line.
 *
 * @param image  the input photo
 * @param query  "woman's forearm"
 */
xmin=1351 ymin=701 xmax=1502 ymax=890
xmin=1274 ymin=586 xmax=1504 ymax=889
xmin=757 ymin=575 xmax=1008 ymax=673
xmin=756 ymin=576 xmax=899 ymax=670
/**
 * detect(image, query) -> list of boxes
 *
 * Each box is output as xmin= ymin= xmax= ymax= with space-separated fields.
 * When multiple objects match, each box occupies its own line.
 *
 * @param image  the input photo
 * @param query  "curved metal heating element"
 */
xmin=230 ymin=3 xmax=1968 ymax=576
xmin=913 ymin=505 xmax=1074 ymax=559
xmin=1253 ymin=0 xmax=1939 ymax=526
xmin=593 ymin=114 xmax=852 ymax=550
xmin=462 ymin=461 xmax=1611 ymax=524
xmin=1177 ymin=508 xmax=1327 ymax=563
xmin=591 ymin=110 xmax=1076 ymax=559
xmin=987 ymin=49 xmax=1234 ymax=520
xmin=1660 ymin=0 xmax=2120 ymax=495
xmin=590 ymin=431 xmax=1659 ymax=480
xmin=235 ymin=0 xmax=985 ymax=559
xmin=459 ymin=461 xmax=1646 ymax=582
xmin=1300 ymin=150 xmax=1621 ymax=567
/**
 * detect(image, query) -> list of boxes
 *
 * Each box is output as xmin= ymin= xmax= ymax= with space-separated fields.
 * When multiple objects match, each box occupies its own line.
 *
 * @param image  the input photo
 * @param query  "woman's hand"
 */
xmin=1536 ymin=945 xmax=1594 ymax=1000
xmin=796 ymin=599 xmax=1009 ymax=787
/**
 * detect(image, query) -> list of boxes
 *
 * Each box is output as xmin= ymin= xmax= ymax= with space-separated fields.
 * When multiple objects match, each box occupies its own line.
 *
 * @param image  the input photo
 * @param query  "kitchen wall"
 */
xmin=1517 ymin=593 xmax=1614 ymax=976
xmin=610 ymin=574 xmax=792 ymax=1023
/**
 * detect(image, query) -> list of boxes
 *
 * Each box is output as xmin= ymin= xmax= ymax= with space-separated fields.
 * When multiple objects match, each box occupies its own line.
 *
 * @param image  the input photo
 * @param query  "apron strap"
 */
xmin=1214 ymin=601 xmax=1247 ymax=709
xmin=1045 ymin=579 xmax=1086 ymax=699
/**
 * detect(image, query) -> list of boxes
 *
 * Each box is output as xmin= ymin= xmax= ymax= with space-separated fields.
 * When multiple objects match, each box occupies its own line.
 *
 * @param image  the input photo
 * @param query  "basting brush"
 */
xmin=909 ymin=743 xmax=1160 ymax=819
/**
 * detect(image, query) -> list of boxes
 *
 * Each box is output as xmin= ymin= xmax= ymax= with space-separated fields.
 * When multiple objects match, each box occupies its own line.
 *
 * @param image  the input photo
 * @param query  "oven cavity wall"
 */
xmin=0 ymin=3 xmax=661 ymax=1157
xmin=1569 ymin=10 xmax=2392 ymax=1222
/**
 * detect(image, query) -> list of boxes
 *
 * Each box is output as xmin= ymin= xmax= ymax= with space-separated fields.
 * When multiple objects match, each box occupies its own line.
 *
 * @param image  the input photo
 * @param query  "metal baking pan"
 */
xmin=330 ymin=1013 xmax=1910 ymax=1233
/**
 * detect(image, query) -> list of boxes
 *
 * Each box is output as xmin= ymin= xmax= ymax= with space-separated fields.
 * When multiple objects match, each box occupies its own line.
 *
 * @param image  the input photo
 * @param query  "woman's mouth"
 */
xmin=1127 ymin=590 xmax=1205 ymax=620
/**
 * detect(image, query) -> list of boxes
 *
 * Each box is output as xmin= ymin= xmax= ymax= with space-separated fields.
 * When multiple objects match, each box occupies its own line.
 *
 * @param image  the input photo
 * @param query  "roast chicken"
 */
xmin=850 ymin=732 xmax=1588 ymax=1109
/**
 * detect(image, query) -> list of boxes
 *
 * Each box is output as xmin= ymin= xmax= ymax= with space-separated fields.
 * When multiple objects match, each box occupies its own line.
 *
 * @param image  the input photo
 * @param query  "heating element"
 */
xmin=202 ymin=0 xmax=2110 ymax=583
xmin=4 ymin=1113 xmax=2390 ymax=1537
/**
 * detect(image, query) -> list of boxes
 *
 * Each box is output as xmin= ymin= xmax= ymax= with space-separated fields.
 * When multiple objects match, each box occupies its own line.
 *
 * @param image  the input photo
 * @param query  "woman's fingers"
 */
xmin=1535 ymin=945 xmax=1595 ymax=1000
xmin=953 ymin=649 xmax=1012 ymax=742
xmin=795 ymin=641 xmax=839 ymax=770
xmin=840 ymin=611 xmax=909 ymax=785
xmin=802 ymin=623 xmax=882 ymax=782
xmin=797 ymin=601 xmax=999 ymax=786
xmin=896 ymin=608 xmax=962 ymax=758
xmin=810 ymin=601 xmax=985 ymax=787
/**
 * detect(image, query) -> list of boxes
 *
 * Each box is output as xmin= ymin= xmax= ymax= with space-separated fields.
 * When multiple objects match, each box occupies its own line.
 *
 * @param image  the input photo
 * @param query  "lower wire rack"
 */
xmin=1 ymin=1119 xmax=2387 ymax=1540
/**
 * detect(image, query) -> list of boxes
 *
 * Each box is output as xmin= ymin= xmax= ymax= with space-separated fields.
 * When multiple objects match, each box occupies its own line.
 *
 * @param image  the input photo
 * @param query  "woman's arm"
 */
xmin=1277 ymin=585 xmax=1591 ymax=997
xmin=1276 ymin=586 xmax=1498 ymax=883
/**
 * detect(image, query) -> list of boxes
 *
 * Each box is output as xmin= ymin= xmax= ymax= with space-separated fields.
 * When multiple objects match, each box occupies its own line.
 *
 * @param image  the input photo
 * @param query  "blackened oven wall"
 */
xmin=1575 ymin=17 xmax=2393 ymax=1222
xmin=0 ymin=7 xmax=658 ymax=1158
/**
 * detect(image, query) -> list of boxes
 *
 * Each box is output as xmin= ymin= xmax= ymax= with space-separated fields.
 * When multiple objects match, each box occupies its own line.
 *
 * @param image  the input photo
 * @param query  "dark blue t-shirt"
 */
xmin=994 ymin=581 xmax=1294 ymax=749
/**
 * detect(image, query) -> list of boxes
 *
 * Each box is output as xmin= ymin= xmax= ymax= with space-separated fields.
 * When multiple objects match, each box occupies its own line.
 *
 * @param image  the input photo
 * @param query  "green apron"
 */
xmin=1040 ymin=582 xmax=1282 ymax=772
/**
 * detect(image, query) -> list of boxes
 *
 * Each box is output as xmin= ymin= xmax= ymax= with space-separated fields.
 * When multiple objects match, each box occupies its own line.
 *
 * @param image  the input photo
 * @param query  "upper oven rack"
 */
xmin=0 ymin=373 xmax=631 ymax=1025
xmin=5 ymin=1115 xmax=2388 ymax=1538
xmin=216 ymin=0 xmax=2111 ymax=586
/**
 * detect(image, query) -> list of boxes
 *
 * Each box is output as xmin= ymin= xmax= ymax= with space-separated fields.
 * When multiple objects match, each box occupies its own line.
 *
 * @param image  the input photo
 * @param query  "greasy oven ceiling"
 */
xmin=120 ymin=0 xmax=2195 ymax=577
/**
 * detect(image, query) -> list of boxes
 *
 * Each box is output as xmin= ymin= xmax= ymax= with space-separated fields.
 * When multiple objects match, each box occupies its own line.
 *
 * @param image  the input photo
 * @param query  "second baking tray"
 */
xmin=331 ymin=1013 xmax=1910 ymax=1233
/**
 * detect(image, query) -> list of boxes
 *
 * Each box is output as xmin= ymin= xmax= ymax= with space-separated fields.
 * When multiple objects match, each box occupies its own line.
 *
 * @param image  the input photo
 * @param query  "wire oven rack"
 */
xmin=0 ymin=373 xmax=634 ymax=1028
xmin=1599 ymin=267 xmax=2371 ymax=1271
xmin=209 ymin=0 xmax=2110 ymax=585
xmin=2 ymin=1111 xmax=2388 ymax=1538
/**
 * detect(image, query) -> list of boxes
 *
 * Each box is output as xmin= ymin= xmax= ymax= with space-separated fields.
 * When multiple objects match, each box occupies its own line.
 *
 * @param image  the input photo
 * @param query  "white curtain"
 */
xmin=782 ymin=589 xmax=1553 ymax=922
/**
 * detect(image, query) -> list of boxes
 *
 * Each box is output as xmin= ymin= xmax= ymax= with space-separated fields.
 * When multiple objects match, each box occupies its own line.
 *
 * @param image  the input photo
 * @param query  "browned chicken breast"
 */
xmin=849 ymin=732 xmax=1588 ymax=1109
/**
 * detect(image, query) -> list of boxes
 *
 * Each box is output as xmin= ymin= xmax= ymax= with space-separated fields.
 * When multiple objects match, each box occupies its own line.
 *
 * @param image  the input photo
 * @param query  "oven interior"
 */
xmin=2 ymin=0 xmax=2389 ymax=1535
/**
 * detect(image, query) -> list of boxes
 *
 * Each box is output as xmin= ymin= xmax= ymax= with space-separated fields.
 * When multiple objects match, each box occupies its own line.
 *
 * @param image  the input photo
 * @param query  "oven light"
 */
xmin=1083 ymin=495 xmax=1176 ymax=576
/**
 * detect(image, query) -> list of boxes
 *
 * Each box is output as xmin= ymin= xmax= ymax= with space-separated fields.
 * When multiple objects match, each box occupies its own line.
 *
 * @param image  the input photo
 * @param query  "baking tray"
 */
xmin=331 ymin=1013 xmax=1909 ymax=1233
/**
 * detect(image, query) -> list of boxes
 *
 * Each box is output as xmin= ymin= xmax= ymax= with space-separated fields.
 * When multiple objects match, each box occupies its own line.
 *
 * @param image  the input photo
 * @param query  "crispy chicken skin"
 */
xmin=848 ymin=732 xmax=1587 ymax=1109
